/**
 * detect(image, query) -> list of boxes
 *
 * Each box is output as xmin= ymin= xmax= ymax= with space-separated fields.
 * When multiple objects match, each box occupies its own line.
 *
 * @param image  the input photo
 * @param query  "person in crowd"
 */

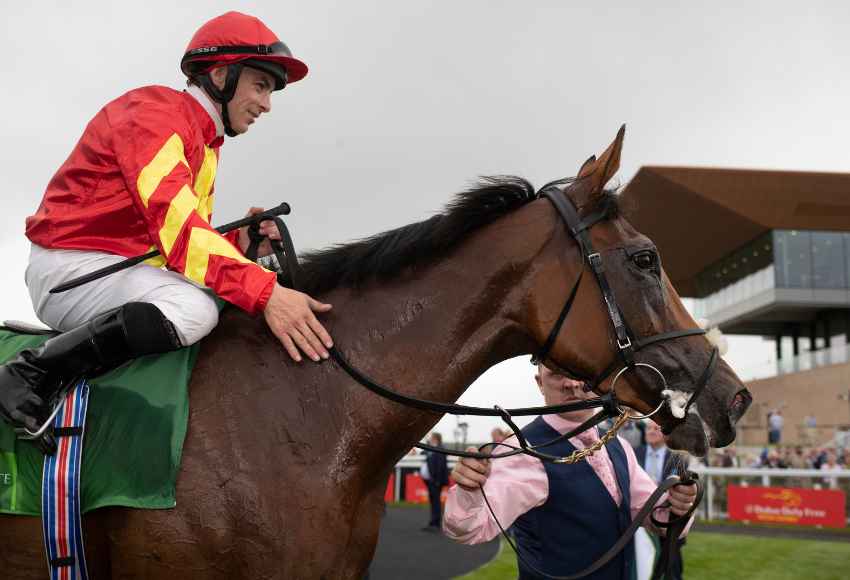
xmin=819 ymin=451 xmax=844 ymax=489
xmin=721 ymin=448 xmax=740 ymax=468
xmin=421 ymin=432 xmax=450 ymax=533
xmin=768 ymin=409 xmax=784 ymax=444
xmin=442 ymin=365 xmax=697 ymax=580
xmin=812 ymin=447 xmax=828 ymax=470
xmin=635 ymin=422 xmax=688 ymax=580
xmin=784 ymin=446 xmax=808 ymax=488
xmin=785 ymin=446 xmax=806 ymax=469
xmin=803 ymin=414 xmax=818 ymax=446
xmin=617 ymin=420 xmax=645 ymax=450
xmin=490 ymin=427 xmax=508 ymax=444
xmin=763 ymin=449 xmax=786 ymax=468
xmin=758 ymin=446 xmax=769 ymax=466
xmin=742 ymin=453 xmax=761 ymax=468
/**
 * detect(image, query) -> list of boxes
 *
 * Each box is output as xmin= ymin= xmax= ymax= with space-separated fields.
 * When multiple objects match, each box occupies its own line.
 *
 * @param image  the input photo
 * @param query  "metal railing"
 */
xmin=391 ymin=457 xmax=850 ymax=526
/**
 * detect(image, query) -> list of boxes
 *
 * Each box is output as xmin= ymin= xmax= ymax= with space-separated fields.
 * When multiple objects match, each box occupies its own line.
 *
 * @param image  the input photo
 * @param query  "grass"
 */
xmin=454 ymin=540 xmax=516 ymax=580
xmin=455 ymin=532 xmax=850 ymax=580
xmin=697 ymin=518 xmax=850 ymax=537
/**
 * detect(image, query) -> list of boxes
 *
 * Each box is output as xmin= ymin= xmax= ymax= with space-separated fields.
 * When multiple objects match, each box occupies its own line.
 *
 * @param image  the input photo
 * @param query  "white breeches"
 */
xmin=25 ymin=244 xmax=219 ymax=346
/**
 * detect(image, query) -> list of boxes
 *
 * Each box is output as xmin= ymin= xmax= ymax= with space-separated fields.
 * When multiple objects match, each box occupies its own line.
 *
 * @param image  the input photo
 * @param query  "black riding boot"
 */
xmin=0 ymin=302 xmax=182 ymax=433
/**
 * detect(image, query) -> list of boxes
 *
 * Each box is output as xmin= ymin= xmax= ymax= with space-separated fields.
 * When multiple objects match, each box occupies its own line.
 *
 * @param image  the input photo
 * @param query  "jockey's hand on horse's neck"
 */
xmin=263 ymin=284 xmax=333 ymax=363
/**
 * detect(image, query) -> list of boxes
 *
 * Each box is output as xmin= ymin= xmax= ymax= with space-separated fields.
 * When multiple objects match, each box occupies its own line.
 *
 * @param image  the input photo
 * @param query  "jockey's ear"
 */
xmin=565 ymin=124 xmax=626 ymax=211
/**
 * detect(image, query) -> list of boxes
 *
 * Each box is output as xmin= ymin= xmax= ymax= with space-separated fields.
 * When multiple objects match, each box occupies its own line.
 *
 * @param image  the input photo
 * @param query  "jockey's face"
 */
xmin=535 ymin=365 xmax=594 ymax=422
xmin=210 ymin=65 xmax=275 ymax=135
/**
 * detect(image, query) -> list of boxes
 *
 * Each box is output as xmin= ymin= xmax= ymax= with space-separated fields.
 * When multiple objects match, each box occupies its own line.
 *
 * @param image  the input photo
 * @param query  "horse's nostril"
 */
xmin=729 ymin=389 xmax=752 ymax=423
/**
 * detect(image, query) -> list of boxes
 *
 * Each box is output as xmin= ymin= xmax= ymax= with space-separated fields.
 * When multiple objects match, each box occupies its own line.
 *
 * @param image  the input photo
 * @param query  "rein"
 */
xmin=255 ymin=185 xmax=710 ymax=580
xmin=479 ymin=469 xmax=704 ymax=580
xmin=329 ymin=345 xmax=626 ymax=461
xmin=320 ymin=184 xmax=717 ymax=461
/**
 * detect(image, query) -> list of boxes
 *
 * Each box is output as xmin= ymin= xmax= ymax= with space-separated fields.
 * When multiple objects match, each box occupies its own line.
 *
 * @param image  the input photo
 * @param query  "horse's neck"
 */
xmin=325 ymin=202 xmax=560 ymax=472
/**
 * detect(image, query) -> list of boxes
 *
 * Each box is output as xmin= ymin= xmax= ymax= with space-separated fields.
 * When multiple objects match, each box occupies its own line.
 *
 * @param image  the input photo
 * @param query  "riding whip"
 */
xmin=48 ymin=202 xmax=291 ymax=294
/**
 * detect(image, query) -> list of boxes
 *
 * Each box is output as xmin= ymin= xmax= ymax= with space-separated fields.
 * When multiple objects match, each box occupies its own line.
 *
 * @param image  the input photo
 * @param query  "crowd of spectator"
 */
xmin=704 ymin=444 xmax=850 ymax=491
xmin=450 ymin=419 xmax=850 ymax=488
xmin=708 ymin=444 xmax=849 ymax=471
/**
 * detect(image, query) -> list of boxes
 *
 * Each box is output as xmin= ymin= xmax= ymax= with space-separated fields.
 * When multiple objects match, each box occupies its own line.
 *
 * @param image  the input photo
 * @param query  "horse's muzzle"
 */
xmin=729 ymin=388 xmax=752 ymax=425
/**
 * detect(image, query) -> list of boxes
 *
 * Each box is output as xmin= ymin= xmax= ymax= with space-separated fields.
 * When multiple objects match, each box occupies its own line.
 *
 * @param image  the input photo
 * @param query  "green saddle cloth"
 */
xmin=0 ymin=329 xmax=197 ymax=516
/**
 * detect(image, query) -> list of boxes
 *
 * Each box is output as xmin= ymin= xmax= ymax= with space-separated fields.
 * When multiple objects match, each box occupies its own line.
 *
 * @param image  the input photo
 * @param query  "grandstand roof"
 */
xmin=620 ymin=166 xmax=850 ymax=297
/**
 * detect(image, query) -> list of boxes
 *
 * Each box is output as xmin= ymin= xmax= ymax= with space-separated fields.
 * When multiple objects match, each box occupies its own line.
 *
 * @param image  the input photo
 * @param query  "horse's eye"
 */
xmin=633 ymin=251 xmax=657 ymax=270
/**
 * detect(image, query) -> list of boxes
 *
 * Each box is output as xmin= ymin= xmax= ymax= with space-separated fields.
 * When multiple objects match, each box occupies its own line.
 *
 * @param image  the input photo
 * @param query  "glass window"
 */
xmin=695 ymin=231 xmax=773 ymax=297
xmin=811 ymin=232 xmax=845 ymax=289
xmin=843 ymin=233 xmax=850 ymax=289
xmin=774 ymin=230 xmax=812 ymax=288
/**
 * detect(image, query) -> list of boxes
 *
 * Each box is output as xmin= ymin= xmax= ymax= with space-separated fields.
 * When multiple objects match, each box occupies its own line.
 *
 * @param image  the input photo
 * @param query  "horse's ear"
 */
xmin=577 ymin=155 xmax=597 ymax=178
xmin=568 ymin=124 xmax=626 ymax=210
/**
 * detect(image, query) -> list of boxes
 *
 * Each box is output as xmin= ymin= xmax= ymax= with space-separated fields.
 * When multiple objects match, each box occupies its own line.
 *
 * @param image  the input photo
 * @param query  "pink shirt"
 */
xmin=443 ymin=414 xmax=693 ymax=544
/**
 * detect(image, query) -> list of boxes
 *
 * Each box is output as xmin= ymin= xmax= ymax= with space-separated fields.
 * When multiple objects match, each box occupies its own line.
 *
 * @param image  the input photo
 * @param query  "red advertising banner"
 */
xmin=385 ymin=474 xmax=395 ymax=503
xmin=403 ymin=474 xmax=455 ymax=504
xmin=405 ymin=474 xmax=428 ymax=503
xmin=727 ymin=485 xmax=846 ymax=528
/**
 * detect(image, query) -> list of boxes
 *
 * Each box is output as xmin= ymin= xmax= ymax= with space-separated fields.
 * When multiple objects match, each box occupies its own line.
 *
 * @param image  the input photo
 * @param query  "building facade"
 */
xmin=621 ymin=166 xmax=850 ymax=446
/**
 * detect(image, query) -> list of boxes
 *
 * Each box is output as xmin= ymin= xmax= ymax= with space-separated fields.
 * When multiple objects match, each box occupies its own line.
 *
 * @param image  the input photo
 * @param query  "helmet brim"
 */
xmin=244 ymin=57 xmax=306 ymax=90
xmin=182 ymin=53 xmax=308 ymax=88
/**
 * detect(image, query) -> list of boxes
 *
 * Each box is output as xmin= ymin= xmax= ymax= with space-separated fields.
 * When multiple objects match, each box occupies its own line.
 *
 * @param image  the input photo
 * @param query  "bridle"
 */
xmin=228 ymin=180 xmax=721 ymax=463
xmin=256 ymin=183 xmax=715 ymax=579
xmin=330 ymin=184 xmax=715 ymax=580
xmin=530 ymin=185 xmax=719 ymax=431
xmin=323 ymin=183 xmax=719 ymax=460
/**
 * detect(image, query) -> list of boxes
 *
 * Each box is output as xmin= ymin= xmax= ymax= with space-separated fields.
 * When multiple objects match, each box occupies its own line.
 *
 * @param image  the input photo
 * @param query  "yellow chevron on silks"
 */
xmin=143 ymin=245 xmax=167 ymax=268
xmin=193 ymin=145 xmax=217 ymax=222
xmin=159 ymin=185 xmax=198 ymax=257
xmin=184 ymin=227 xmax=262 ymax=285
xmin=204 ymin=193 xmax=216 ymax=222
xmin=137 ymin=133 xmax=190 ymax=208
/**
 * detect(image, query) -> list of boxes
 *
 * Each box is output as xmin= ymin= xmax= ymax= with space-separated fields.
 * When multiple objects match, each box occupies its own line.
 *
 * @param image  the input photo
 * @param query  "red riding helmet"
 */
xmin=181 ymin=11 xmax=308 ymax=90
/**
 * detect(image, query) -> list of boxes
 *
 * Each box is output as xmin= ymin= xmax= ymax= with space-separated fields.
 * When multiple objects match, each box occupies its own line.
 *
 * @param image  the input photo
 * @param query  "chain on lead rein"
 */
xmin=552 ymin=410 xmax=632 ymax=465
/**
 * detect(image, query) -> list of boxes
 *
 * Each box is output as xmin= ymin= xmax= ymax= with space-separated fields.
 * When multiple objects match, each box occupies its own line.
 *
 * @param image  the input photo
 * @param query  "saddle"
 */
xmin=2 ymin=320 xmax=57 ymax=336
xmin=0 ymin=325 xmax=198 ymax=516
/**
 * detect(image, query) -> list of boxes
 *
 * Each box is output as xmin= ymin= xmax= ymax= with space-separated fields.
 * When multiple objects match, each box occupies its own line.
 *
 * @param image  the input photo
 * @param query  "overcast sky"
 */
xmin=2 ymin=1 xmax=848 ymax=442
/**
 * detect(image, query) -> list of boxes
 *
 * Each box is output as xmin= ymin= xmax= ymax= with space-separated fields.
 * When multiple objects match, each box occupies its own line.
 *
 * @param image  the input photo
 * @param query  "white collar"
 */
xmin=186 ymin=85 xmax=224 ymax=139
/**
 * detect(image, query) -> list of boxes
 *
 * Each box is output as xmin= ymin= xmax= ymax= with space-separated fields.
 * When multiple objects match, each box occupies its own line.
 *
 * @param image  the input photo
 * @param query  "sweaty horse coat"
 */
xmin=0 ymin=129 xmax=751 ymax=578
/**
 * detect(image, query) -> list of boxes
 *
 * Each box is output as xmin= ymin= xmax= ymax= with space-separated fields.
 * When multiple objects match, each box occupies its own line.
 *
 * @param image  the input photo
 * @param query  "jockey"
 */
xmin=0 ymin=12 xmax=333 ymax=434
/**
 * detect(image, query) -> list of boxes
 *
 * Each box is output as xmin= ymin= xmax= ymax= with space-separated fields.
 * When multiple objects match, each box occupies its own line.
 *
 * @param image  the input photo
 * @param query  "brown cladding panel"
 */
xmin=621 ymin=166 xmax=850 ymax=297
xmin=621 ymin=168 xmax=765 ymax=296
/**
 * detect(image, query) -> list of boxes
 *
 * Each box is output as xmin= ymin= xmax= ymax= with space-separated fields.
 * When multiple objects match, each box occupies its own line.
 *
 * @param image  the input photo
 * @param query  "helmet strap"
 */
xmin=198 ymin=63 xmax=244 ymax=138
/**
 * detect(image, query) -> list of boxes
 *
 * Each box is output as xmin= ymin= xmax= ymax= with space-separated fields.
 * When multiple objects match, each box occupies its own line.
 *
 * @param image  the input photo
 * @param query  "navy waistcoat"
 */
xmin=512 ymin=416 xmax=634 ymax=580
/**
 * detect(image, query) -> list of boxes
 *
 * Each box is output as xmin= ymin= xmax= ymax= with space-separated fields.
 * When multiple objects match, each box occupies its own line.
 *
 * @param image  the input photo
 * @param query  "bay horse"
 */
xmin=0 ymin=128 xmax=751 ymax=579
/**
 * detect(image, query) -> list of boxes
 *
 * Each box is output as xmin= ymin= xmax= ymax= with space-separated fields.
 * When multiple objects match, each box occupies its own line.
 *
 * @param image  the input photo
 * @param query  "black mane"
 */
xmin=296 ymin=176 xmax=619 ymax=295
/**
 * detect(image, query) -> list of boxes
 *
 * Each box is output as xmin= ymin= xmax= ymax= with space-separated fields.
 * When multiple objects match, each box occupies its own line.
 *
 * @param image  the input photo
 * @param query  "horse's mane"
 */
xmin=297 ymin=176 xmax=619 ymax=295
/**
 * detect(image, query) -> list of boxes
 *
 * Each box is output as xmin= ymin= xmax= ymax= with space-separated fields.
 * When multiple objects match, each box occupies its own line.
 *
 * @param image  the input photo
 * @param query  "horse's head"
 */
xmin=529 ymin=126 xmax=751 ymax=456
